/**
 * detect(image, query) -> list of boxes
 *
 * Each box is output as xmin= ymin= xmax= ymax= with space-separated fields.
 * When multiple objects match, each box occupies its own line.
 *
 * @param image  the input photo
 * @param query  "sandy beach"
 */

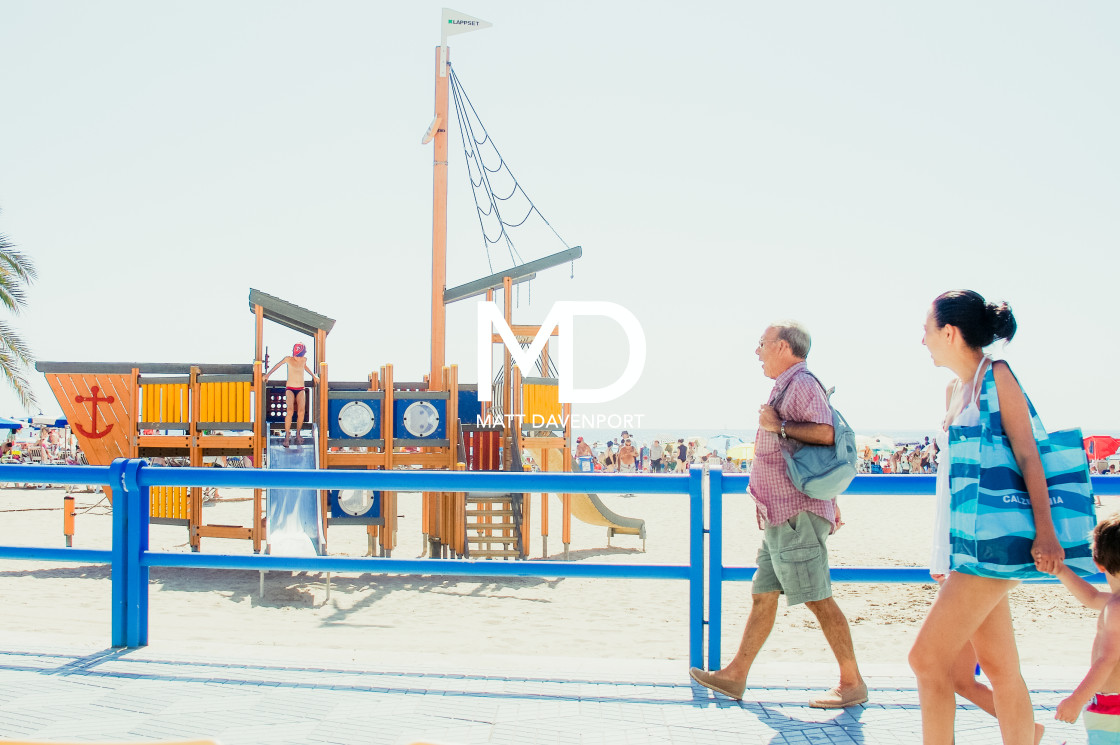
xmin=0 ymin=482 xmax=1108 ymax=670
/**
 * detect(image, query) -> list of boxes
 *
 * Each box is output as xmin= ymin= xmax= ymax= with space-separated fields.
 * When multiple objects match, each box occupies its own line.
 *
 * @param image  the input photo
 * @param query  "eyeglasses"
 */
xmin=758 ymin=337 xmax=782 ymax=349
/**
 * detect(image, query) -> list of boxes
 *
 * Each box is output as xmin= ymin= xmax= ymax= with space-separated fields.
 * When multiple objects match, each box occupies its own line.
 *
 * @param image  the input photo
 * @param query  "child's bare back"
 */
xmin=1049 ymin=513 xmax=1120 ymax=730
xmin=1088 ymin=594 xmax=1120 ymax=693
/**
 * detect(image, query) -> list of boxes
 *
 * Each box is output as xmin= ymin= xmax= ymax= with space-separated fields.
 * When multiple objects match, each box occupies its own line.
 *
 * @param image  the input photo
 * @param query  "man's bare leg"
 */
xmin=705 ymin=591 xmax=779 ymax=690
xmin=295 ymin=391 xmax=306 ymax=445
xmin=282 ymin=391 xmax=295 ymax=447
xmin=804 ymin=596 xmax=864 ymax=692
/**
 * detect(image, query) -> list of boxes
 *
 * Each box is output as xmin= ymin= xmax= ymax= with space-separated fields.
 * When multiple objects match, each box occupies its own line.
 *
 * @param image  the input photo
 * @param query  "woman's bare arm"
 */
xmin=992 ymin=361 xmax=1063 ymax=573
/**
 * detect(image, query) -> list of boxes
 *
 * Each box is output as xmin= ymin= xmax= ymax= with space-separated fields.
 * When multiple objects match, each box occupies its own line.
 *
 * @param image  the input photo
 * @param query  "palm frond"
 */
xmin=0 ymin=231 xmax=36 ymax=315
xmin=0 ymin=323 xmax=38 ymax=410
xmin=0 ymin=212 xmax=39 ymax=409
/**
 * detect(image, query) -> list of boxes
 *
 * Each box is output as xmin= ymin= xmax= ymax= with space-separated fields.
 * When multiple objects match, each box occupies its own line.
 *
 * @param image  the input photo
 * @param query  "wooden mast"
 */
xmin=430 ymin=45 xmax=450 ymax=391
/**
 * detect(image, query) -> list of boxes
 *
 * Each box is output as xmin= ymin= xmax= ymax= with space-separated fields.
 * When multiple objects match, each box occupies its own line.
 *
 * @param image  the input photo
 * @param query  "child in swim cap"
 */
xmin=265 ymin=342 xmax=319 ymax=447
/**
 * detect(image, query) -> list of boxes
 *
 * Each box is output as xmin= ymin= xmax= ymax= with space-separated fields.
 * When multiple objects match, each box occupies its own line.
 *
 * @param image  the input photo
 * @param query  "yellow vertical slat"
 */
xmin=221 ymin=382 xmax=230 ymax=422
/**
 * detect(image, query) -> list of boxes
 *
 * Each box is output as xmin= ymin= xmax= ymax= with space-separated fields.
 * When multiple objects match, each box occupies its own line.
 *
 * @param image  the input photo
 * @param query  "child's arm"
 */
xmin=304 ymin=360 xmax=320 ymax=385
xmin=1051 ymin=563 xmax=1111 ymax=610
xmin=265 ymin=358 xmax=284 ymax=378
xmin=1056 ymin=597 xmax=1120 ymax=723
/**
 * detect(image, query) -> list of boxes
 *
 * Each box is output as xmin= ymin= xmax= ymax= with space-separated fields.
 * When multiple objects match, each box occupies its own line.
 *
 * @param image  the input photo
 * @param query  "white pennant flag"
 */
xmin=441 ymin=8 xmax=492 ymax=49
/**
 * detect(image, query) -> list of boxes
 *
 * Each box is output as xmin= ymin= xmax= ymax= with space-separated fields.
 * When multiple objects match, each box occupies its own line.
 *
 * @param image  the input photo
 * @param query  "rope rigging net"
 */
xmin=448 ymin=65 xmax=575 ymax=286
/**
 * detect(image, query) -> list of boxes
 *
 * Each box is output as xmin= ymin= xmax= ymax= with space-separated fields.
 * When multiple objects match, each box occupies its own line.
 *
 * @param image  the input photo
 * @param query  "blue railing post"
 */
xmin=122 ymin=459 xmax=149 ymax=647
xmin=688 ymin=464 xmax=704 ymax=669
xmin=108 ymin=458 xmax=129 ymax=647
xmin=707 ymin=465 xmax=723 ymax=671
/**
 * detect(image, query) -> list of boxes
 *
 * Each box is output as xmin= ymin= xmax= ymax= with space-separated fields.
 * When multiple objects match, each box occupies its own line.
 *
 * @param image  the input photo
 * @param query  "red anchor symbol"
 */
xmin=74 ymin=386 xmax=116 ymax=439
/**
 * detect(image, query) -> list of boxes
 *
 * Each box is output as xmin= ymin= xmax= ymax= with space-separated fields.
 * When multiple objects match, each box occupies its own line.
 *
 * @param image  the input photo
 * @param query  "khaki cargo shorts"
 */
xmin=752 ymin=511 xmax=833 ymax=606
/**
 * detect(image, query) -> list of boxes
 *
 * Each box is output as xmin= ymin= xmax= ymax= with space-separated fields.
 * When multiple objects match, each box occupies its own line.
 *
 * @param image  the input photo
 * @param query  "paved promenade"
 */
xmin=0 ymin=639 xmax=1090 ymax=744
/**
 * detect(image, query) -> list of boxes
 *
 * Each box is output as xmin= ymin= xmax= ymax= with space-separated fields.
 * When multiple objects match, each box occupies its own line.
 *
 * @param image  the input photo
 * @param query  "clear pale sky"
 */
xmin=1 ymin=2 xmax=1117 ymax=433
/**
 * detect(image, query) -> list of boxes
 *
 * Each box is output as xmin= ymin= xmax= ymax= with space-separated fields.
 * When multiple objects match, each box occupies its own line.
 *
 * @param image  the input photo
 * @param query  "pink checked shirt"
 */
xmin=749 ymin=361 xmax=837 ymax=530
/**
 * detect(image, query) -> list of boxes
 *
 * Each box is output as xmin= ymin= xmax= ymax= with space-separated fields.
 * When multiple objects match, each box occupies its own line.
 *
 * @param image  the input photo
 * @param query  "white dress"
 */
xmin=930 ymin=357 xmax=990 ymax=577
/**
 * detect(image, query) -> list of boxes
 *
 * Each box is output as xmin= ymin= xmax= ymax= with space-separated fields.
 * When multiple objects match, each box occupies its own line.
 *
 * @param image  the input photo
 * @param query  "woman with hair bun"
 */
xmin=910 ymin=290 xmax=1061 ymax=744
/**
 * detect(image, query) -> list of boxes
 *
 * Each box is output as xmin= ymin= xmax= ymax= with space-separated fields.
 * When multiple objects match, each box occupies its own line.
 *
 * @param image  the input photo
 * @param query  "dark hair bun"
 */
xmin=932 ymin=290 xmax=1017 ymax=349
xmin=986 ymin=301 xmax=1017 ymax=344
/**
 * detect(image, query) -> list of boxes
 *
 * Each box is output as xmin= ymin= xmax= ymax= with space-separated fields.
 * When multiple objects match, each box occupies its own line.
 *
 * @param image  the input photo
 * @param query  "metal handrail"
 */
xmin=2 ymin=462 xmax=1117 ymax=670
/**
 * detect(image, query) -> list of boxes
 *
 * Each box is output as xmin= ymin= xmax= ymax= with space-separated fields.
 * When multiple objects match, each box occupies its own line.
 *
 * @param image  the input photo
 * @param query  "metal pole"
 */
xmin=688 ymin=464 xmax=704 ymax=669
xmin=108 ymin=459 xmax=128 ymax=647
xmin=123 ymin=459 xmax=149 ymax=647
xmin=707 ymin=465 xmax=723 ymax=671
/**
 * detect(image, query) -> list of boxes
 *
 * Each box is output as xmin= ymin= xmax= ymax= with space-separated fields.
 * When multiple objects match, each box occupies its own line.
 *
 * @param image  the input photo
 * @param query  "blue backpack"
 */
xmin=774 ymin=371 xmax=858 ymax=500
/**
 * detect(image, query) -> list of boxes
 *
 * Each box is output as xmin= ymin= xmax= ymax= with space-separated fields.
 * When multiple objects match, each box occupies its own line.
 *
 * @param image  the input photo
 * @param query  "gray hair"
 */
xmin=771 ymin=320 xmax=811 ymax=359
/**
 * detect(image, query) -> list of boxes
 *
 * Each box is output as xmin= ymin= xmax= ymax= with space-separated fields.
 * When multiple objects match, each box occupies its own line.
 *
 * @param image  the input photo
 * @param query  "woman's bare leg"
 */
xmin=970 ymin=592 xmax=1035 ymax=744
xmin=951 ymin=642 xmax=1044 ymax=744
xmin=909 ymin=572 xmax=1022 ymax=744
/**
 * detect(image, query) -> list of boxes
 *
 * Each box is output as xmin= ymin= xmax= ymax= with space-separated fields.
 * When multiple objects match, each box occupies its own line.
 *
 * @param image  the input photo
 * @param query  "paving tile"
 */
xmin=0 ymin=643 xmax=1096 ymax=745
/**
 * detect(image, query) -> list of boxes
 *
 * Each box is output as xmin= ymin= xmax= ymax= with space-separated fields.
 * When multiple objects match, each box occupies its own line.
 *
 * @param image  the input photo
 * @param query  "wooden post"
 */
xmin=382 ymin=364 xmax=396 ymax=556
xmin=252 ymin=357 xmax=263 ymax=553
xmin=541 ymin=447 xmax=549 ymax=557
xmin=503 ymin=277 xmax=513 ymax=429
xmin=63 ymin=495 xmax=74 ymax=548
xmin=318 ymin=358 xmax=329 ymax=551
xmin=430 ymin=45 xmax=450 ymax=391
xmin=129 ymin=367 xmax=140 ymax=459
xmin=189 ymin=365 xmax=202 ymax=551
xmin=254 ymin=303 xmax=265 ymax=553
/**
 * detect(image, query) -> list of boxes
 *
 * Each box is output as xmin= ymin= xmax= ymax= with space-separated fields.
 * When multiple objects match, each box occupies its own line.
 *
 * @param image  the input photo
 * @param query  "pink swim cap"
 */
xmin=293 ymin=343 xmax=306 ymax=357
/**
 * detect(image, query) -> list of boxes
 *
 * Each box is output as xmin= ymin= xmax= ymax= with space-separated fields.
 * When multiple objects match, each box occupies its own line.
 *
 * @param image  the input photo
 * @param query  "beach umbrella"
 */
xmin=727 ymin=443 xmax=755 ymax=461
xmin=31 ymin=415 xmax=66 ymax=427
xmin=703 ymin=434 xmax=745 ymax=457
xmin=0 ymin=415 xmax=24 ymax=430
xmin=1085 ymin=435 xmax=1120 ymax=461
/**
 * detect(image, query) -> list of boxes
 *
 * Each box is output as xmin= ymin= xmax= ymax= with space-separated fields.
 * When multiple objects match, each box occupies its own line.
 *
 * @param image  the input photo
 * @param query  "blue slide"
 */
xmin=265 ymin=429 xmax=325 ymax=556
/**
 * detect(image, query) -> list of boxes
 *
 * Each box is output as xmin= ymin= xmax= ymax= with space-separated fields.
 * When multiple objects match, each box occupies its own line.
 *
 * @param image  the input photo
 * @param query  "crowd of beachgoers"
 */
xmin=565 ymin=430 xmax=952 ymax=476
xmin=0 ymin=426 xmax=81 ymax=465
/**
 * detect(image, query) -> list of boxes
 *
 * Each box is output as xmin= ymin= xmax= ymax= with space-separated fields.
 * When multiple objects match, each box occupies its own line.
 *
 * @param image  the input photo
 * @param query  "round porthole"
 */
xmin=337 ymin=401 xmax=375 ymax=438
xmin=402 ymin=400 xmax=439 ymax=437
xmin=336 ymin=489 xmax=373 ymax=517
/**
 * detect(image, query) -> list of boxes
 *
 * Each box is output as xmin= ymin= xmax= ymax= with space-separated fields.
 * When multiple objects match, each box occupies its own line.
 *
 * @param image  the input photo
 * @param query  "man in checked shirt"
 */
xmin=690 ymin=321 xmax=868 ymax=709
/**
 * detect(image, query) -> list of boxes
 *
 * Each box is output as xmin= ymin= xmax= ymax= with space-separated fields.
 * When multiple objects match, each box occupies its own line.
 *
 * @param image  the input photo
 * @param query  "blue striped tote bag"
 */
xmin=948 ymin=364 xmax=1096 ymax=579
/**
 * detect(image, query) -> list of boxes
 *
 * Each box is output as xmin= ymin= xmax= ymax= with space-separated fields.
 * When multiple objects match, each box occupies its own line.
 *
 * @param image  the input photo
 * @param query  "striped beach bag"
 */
xmin=948 ymin=364 xmax=1097 ymax=579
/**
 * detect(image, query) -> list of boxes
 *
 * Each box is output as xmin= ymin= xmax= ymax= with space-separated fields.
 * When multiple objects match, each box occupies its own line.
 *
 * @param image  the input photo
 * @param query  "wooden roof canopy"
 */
xmin=248 ymin=289 xmax=336 ymax=337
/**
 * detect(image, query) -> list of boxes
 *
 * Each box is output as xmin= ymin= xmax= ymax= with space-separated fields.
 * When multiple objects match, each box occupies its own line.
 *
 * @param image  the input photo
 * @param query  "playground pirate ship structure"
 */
xmin=35 ymin=8 xmax=645 ymax=561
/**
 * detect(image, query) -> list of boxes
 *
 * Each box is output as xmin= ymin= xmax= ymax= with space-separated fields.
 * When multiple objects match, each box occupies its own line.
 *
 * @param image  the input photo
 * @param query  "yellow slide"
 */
xmin=544 ymin=449 xmax=646 ymax=550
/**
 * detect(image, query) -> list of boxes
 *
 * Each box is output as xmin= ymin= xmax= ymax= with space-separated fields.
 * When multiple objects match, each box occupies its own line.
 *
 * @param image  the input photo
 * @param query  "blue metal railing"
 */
xmin=0 ymin=461 xmax=705 ymax=662
xmin=2 ymin=462 xmax=1117 ymax=670
xmin=706 ymin=468 xmax=1119 ymax=670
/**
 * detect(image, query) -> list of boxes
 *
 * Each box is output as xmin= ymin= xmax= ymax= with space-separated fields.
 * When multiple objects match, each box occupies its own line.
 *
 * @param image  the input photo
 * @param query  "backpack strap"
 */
xmin=771 ymin=368 xmax=833 ymax=419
